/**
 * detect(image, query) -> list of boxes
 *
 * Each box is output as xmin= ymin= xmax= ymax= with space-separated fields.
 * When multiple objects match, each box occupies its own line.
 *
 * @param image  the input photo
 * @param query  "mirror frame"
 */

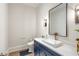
xmin=75 ymin=6 xmax=79 ymax=24
xmin=48 ymin=3 xmax=68 ymax=37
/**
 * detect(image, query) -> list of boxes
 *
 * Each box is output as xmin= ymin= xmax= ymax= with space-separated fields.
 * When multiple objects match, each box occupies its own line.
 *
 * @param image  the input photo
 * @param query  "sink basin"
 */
xmin=42 ymin=39 xmax=63 ymax=48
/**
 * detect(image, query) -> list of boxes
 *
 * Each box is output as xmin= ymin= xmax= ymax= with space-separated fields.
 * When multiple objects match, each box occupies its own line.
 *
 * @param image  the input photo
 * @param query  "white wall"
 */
xmin=8 ymin=4 xmax=36 ymax=50
xmin=0 ymin=4 xmax=8 ymax=53
xmin=36 ymin=3 xmax=77 ymax=47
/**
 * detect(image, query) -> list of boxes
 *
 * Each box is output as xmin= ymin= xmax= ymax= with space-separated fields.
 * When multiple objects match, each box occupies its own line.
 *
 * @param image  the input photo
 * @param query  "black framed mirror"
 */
xmin=49 ymin=3 xmax=68 ymax=37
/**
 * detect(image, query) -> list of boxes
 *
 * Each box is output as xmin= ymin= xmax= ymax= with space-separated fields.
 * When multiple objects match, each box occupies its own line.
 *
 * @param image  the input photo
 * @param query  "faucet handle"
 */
xmin=53 ymin=32 xmax=58 ymax=36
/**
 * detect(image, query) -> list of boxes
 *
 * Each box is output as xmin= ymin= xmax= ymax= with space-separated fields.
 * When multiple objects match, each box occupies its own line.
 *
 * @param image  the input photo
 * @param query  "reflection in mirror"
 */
xmin=75 ymin=6 xmax=79 ymax=24
xmin=49 ymin=3 xmax=67 ymax=37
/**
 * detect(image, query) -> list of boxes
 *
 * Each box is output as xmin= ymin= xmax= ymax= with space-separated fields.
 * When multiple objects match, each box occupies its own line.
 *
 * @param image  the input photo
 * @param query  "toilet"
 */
xmin=27 ymin=41 xmax=34 ymax=52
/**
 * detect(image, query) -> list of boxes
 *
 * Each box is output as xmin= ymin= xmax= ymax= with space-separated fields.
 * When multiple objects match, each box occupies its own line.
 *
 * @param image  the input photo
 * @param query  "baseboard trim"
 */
xmin=7 ymin=44 xmax=28 ymax=54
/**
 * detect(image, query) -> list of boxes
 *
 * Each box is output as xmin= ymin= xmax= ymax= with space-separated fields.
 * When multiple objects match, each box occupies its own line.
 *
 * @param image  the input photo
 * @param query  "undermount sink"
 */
xmin=42 ymin=39 xmax=63 ymax=48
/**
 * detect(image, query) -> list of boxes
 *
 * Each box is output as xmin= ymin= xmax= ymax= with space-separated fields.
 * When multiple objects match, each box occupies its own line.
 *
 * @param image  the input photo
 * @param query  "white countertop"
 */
xmin=34 ymin=38 xmax=78 ymax=56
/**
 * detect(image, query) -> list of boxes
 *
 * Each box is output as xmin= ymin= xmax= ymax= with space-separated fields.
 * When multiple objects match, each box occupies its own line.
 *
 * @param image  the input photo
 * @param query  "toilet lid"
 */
xmin=27 ymin=41 xmax=34 ymax=45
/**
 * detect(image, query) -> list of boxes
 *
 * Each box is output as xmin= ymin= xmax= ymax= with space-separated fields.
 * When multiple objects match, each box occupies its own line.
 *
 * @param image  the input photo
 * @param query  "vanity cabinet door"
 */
xmin=39 ymin=48 xmax=52 ymax=56
xmin=44 ymin=51 xmax=52 ymax=56
xmin=38 ymin=43 xmax=53 ymax=56
xmin=38 ymin=45 xmax=47 ymax=56
xmin=34 ymin=41 xmax=40 ymax=56
xmin=39 ymin=50 xmax=46 ymax=56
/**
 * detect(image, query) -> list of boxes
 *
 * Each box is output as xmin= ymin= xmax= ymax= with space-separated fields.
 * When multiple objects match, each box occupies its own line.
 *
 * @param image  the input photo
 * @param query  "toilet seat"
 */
xmin=27 ymin=41 xmax=34 ymax=52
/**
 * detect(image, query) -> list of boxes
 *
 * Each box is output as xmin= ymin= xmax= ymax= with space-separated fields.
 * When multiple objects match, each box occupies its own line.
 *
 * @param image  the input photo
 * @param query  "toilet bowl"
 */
xmin=27 ymin=41 xmax=34 ymax=52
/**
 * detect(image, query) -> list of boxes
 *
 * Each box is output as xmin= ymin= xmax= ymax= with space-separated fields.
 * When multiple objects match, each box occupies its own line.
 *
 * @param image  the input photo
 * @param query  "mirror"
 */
xmin=49 ymin=3 xmax=67 ymax=37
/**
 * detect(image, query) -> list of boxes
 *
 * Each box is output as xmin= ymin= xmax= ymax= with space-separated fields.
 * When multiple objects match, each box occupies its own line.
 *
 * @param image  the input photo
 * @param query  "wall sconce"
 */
xmin=44 ymin=19 xmax=47 ymax=27
xmin=75 ymin=6 xmax=79 ymax=24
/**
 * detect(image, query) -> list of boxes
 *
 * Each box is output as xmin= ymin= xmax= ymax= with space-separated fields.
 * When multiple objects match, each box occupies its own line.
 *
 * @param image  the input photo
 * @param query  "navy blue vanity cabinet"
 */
xmin=34 ymin=40 xmax=40 ymax=56
xmin=34 ymin=40 xmax=46 ymax=56
xmin=34 ymin=40 xmax=61 ymax=56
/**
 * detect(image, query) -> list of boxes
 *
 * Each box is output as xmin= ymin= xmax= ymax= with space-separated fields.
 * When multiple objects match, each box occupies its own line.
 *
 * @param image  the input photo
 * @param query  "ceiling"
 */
xmin=24 ymin=3 xmax=40 ymax=8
